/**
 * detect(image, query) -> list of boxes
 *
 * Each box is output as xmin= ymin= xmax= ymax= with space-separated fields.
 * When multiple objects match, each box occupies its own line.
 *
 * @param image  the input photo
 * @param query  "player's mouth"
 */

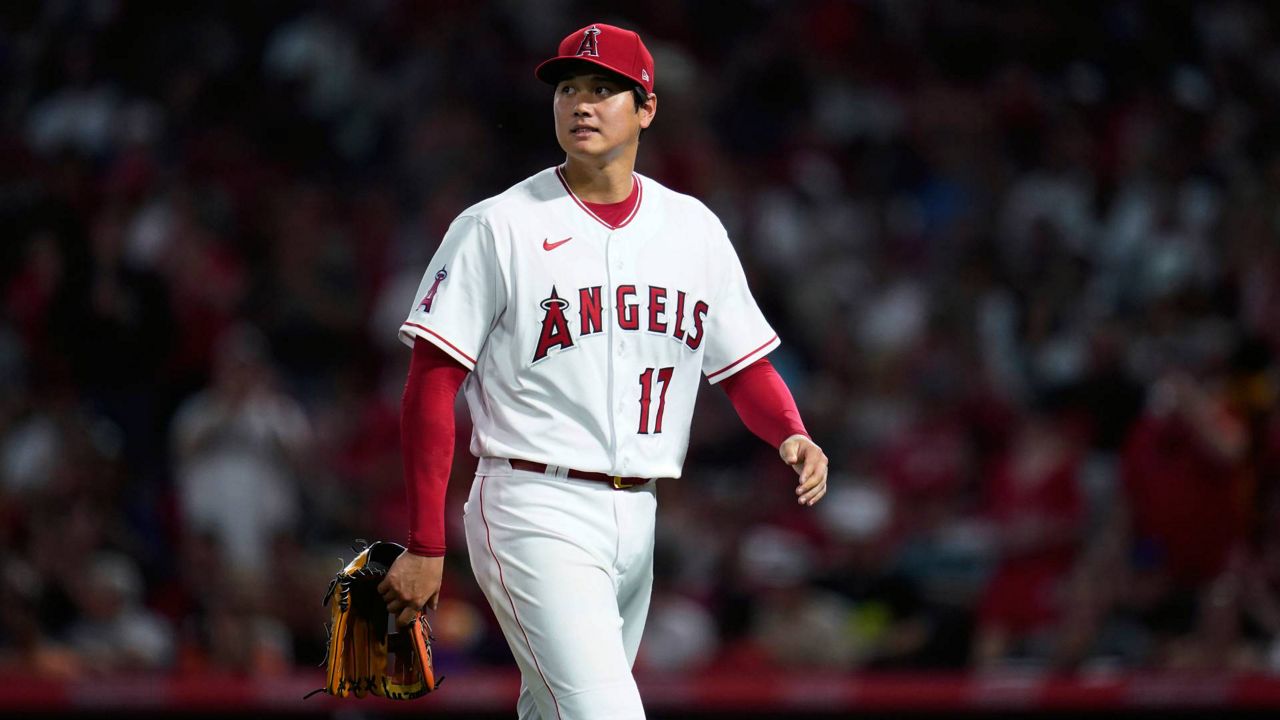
xmin=570 ymin=125 xmax=599 ymax=138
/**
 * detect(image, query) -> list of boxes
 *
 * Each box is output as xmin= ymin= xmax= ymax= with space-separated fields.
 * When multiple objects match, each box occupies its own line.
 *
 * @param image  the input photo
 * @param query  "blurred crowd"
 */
xmin=2 ymin=0 xmax=1280 ymax=681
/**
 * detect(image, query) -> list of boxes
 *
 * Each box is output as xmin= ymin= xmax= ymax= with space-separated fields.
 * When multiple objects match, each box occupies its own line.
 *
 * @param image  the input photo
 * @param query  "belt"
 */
xmin=508 ymin=459 xmax=653 ymax=490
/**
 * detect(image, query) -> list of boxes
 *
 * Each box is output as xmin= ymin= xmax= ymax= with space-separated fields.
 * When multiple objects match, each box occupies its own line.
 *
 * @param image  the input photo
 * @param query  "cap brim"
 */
xmin=535 ymin=56 xmax=647 ymax=92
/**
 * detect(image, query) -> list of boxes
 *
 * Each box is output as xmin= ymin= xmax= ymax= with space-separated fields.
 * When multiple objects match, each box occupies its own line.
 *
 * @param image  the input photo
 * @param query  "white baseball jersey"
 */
xmin=399 ymin=166 xmax=778 ymax=479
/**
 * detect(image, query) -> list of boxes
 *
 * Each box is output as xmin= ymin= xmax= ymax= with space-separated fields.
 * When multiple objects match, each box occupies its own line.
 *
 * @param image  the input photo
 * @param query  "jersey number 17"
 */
xmin=638 ymin=367 xmax=674 ymax=434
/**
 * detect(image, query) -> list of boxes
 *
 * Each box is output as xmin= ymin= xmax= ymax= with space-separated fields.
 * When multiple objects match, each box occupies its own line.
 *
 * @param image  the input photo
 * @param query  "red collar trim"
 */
xmin=555 ymin=166 xmax=643 ymax=230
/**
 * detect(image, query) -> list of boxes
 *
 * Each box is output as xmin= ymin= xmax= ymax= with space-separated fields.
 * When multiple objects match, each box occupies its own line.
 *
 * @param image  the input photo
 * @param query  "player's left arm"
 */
xmin=719 ymin=358 xmax=829 ymax=506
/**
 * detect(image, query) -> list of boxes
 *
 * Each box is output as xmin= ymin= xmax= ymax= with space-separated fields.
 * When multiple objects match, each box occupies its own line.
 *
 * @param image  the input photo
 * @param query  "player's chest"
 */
xmin=514 ymin=223 xmax=707 ymax=281
xmin=510 ymin=224 xmax=716 ymax=301
xmin=504 ymin=229 xmax=717 ymax=359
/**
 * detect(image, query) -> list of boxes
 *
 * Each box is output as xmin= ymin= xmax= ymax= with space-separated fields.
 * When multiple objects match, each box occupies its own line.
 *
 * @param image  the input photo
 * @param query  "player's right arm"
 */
xmin=380 ymin=339 xmax=468 ymax=626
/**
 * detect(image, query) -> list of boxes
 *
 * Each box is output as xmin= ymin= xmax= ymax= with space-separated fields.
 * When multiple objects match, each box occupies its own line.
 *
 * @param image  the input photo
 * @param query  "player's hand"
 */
xmin=378 ymin=551 xmax=444 ymax=627
xmin=780 ymin=434 xmax=828 ymax=506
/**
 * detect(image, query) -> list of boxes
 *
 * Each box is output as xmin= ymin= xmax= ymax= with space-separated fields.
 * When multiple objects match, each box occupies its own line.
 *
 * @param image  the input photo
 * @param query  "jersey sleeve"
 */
xmin=398 ymin=215 xmax=505 ymax=371
xmin=702 ymin=229 xmax=780 ymax=385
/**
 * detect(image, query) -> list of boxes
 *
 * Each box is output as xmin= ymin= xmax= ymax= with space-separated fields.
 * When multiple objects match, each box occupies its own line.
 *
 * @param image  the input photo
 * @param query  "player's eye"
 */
xmin=594 ymin=85 xmax=613 ymax=95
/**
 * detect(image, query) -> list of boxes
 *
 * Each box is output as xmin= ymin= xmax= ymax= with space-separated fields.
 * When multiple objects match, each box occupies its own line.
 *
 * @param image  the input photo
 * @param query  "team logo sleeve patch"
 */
xmin=399 ymin=216 xmax=505 ymax=370
xmin=418 ymin=267 xmax=448 ymax=313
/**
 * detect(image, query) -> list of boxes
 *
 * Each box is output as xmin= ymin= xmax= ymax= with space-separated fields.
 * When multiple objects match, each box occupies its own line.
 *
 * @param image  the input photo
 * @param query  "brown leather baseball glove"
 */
xmin=307 ymin=540 xmax=442 ymax=700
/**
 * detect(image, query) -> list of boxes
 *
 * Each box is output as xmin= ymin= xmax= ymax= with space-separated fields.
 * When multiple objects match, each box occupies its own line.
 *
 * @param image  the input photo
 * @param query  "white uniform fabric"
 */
xmin=464 ymin=467 xmax=655 ymax=720
xmin=399 ymin=166 xmax=778 ymax=480
xmin=400 ymin=166 xmax=778 ymax=719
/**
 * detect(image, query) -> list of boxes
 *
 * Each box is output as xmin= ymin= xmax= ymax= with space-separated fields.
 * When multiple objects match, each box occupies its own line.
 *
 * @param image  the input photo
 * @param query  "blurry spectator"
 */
xmin=170 ymin=324 xmax=310 ymax=581
xmin=1117 ymin=364 xmax=1254 ymax=667
xmin=731 ymin=525 xmax=857 ymax=669
xmin=1165 ymin=573 xmax=1266 ymax=671
xmin=151 ymin=529 xmax=294 ymax=675
xmin=0 ymin=557 xmax=80 ymax=678
xmin=879 ymin=392 xmax=973 ymax=541
xmin=261 ymin=185 xmax=365 ymax=393
xmin=1122 ymin=369 xmax=1249 ymax=589
xmin=24 ymin=34 xmax=121 ymax=159
xmin=972 ymin=406 xmax=1086 ymax=669
xmin=638 ymin=591 xmax=719 ymax=672
xmin=128 ymin=186 xmax=248 ymax=393
xmin=816 ymin=479 xmax=970 ymax=669
xmin=200 ymin=584 xmax=294 ymax=676
xmin=64 ymin=551 xmax=174 ymax=671
xmin=50 ymin=199 xmax=175 ymax=432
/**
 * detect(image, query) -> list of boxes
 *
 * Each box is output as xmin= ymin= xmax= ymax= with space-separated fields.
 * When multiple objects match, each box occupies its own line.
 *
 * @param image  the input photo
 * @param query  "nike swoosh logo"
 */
xmin=543 ymin=237 xmax=572 ymax=251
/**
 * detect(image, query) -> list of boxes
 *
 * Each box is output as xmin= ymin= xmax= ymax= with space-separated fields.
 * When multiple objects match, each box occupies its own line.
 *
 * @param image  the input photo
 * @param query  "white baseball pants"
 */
xmin=464 ymin=467 xmax=656 ymax=720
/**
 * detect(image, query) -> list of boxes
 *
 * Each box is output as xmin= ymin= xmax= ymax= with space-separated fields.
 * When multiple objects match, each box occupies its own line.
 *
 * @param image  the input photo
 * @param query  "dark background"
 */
xmin=1 ymin=0 xmax=1279 ymax=716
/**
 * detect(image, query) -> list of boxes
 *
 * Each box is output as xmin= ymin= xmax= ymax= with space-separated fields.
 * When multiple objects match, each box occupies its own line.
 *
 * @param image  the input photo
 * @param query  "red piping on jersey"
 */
xmin=480 ymin=477 xmax=564 ymax=720
xmin=706 ymin=334 xmax=779 ymax=381
xmin=403 ymin=322 xmax=477 ymax=366
xmin=555 ymin=165 xmax=643 ymax=230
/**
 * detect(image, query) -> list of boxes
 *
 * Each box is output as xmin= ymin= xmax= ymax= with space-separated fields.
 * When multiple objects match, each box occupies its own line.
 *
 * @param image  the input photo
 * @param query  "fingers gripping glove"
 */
xmin=307 ymin=540 xmax=441 ymax=700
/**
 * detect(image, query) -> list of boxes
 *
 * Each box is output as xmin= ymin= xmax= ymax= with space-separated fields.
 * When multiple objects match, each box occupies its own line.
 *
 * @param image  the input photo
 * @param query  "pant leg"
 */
xmin=616 ymin=485 xmax=656 ymax=668
xmin=464 ymin=473 xmax=647 ymax=720
xmin=517 ymin=679 xmax=542 ymax=720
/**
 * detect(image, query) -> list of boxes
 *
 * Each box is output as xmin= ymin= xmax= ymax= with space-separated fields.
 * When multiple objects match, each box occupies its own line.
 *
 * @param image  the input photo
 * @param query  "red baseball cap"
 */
xmin=535 ymin=23 xmax=654 ymax=95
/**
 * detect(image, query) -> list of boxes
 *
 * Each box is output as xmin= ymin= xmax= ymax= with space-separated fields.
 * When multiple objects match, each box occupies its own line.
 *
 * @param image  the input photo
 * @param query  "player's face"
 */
xmin=553 ymin=73 xmax=655 ymax=163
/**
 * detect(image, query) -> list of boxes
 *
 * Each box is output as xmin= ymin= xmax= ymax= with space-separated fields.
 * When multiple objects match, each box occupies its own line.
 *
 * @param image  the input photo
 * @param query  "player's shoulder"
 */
xmin=637 ymin=173 xmax=731 ymax=239
xmin=637 ymin=173 xmax=708 ymax=214
xmin=454 ymin=167 xmax=561 ymax=228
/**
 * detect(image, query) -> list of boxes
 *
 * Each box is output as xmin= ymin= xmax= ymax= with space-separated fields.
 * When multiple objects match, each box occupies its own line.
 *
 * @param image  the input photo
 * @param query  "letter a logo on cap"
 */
xmin=576 ymin=26 xmax=601 ymax=57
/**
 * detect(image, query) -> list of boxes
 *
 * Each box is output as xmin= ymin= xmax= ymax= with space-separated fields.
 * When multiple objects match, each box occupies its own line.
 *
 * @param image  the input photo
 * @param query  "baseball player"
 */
xmin=378 ymin=22 xmax=828 ymax=719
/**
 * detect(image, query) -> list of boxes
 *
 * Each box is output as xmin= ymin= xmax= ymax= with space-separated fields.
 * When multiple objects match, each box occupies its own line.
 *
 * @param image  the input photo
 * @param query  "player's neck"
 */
xmin=560 ymin=155 xmax=637 ymax=203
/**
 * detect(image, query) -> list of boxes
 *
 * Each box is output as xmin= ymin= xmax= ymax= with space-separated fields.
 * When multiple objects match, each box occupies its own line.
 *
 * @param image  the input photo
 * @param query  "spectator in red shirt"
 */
xmin=1121 ymin=371 xmax=1249 ymax=590
xmin=973 ymin=405 xmax=1086 ymax=668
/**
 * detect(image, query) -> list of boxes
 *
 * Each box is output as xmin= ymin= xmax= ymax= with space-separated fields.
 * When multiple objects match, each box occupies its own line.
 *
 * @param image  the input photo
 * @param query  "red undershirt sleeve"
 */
xmin=718 ymin=357 xmax=809 ymax=448
xmin=401 ymin=338 xmax=469 ymax=557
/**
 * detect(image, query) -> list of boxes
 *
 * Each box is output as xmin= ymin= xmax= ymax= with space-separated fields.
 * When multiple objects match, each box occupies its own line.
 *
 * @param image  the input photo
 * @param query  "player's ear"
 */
xmin=638 ymin=92 xmax=657 ymax=130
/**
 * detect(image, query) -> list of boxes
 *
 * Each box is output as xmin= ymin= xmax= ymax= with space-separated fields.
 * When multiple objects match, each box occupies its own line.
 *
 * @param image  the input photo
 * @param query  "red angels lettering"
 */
xmin=532 ymin=287 xmax=575 ymax=363
xmin=650 ymin=284 xmax=670 ymax=333
xmin=684 ymin=300 xmax=709 ymax=350
xmin=579 ymin=286 xmax=603 ymax=336
xmin=531 ymin=284 xmax=708 ymax=365
xmin=648 ymin=287 xmax=667 ymax=333
xmin=616 ymin=285 xmax=639 ymax=330
xmin=672 ymin=290 xmax=687 ymax=340
xmin=576 ymin=26 xmax=601 ymax=57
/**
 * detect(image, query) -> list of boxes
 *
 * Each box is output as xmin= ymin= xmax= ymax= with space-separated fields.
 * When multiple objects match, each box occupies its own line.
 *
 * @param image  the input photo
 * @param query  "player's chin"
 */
xmin=560 ymin=130 xmax=604 ymax=150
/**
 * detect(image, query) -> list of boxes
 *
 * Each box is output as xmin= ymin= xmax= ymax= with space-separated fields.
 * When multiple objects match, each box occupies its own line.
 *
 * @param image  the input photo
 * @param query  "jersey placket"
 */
xmin=604 ymin=229 xmax=626 ymax=475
